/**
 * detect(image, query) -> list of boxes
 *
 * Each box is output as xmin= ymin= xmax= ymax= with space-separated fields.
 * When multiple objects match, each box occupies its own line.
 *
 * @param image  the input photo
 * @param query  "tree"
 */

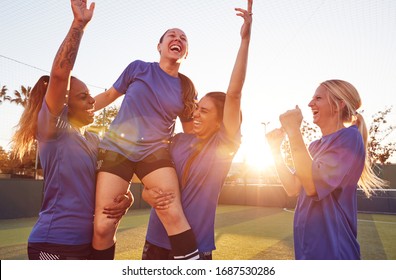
xmin=0 ymin=146 xmax=11 ymax=173
xmin=0 ymin=85 xmax=8 ymax=104
xmin=9 ymin=85 xmax=31 ymax=107
xmin=88 ymin=105 xmax=119 ymax=136
xmin=367 ymin=106 xmax=396 ymax=164
xmin=1 ymin=84 xmax=35 ymax=175
xmin=7 ymin=145 xmax=37 ymax=177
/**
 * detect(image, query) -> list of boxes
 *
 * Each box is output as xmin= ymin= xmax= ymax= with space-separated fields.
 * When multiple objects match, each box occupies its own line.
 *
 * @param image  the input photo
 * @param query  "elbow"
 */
xmin=285 ymin=188 xmax=300 ymax=197
xmin=49 ymin=72 xmax=67 ymax=84
xmin=305 ymin=189 xmax=317 ymax=197
xmin=227 ymin=90 xmax=242 ymax=101
xmin=304 ymin=183 xmax=318 ymax=197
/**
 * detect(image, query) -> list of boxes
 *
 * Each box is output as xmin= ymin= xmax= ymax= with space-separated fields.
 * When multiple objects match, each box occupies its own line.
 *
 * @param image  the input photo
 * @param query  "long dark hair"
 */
xmin=179 ymin=73 xmax=197 ymax=120
xmin=181 ymin=91 xmax=226 ymax=187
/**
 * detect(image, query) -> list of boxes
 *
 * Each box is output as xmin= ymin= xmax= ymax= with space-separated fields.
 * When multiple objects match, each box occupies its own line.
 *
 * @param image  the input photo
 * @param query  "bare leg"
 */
xmin=142 ymin=167 xmax=199 ymax=260
xmin=141 ymin=167 xmax=190 ymax=235
xmin=92 ymin=172 xmax=130 ymax=252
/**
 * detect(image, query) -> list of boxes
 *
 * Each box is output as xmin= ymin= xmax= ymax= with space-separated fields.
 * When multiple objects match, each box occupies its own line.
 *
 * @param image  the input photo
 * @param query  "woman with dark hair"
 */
xmin=12 ymin=0 xmax=132 ymax=260
xmin=142 ymin=0 xmax=253 ymax=260
xmin=91 ymin=26 xmax=199 ymax=259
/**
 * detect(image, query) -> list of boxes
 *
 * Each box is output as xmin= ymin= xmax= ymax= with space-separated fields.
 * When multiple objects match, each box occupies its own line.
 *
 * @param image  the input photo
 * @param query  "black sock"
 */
xmin=90 ymin=243 xmax=116 ymax=260
xmin=169 ymin=229 xmax=200 ymax=260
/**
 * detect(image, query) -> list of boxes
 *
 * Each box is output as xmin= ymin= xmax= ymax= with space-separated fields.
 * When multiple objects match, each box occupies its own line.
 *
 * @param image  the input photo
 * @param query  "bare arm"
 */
xmin=279 ymin=106 xmax=316 ymax=196
xmin=266 ymin=128 xmax=302 ymax=196
xmin=45 ymin=0 xmax=95 ymax=116
xmin=93 ymin=86 xmax=122 ymax=112
xmin=223 ymin=0 xmax=253 ymax=136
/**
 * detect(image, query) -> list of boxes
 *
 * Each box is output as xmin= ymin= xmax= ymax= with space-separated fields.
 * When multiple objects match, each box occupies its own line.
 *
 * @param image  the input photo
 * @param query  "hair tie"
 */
xmin=357 ymin=109 xmax=364 ymax=115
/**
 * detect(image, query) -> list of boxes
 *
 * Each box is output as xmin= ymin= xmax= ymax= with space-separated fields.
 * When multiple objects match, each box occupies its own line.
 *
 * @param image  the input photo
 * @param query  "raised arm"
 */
xmin=223 ymin=0 xmax=253 ymax=136
xmin=45 ymin=0 xmax=95 ymax=116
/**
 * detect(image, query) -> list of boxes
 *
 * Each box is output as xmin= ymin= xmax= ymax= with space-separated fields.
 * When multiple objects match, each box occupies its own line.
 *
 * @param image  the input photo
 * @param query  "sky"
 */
xmin=1 ymin=0 xmax=395 ymax=167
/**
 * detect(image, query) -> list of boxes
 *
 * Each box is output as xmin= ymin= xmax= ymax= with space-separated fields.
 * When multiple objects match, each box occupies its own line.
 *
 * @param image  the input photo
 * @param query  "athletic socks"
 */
xmin=169 ymin=229 xmax=200 ymax=260
xmin=90 ymin=243 xmax=116 ymax=260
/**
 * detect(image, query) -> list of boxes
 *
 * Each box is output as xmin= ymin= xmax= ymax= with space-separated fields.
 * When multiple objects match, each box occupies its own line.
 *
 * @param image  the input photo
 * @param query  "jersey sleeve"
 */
xmin=310 ymin=127 xmax=365 ymax=200
xmin=36 ymin=99 xmax=69 ymax=141
xmin=113 ymin=60 xmax=141 ymax=94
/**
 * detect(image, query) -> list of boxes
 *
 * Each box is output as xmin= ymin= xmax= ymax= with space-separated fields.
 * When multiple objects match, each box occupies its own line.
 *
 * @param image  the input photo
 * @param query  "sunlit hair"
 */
xmin=159 ymin=29 xmax=196 ymax=120
xmin=181 ymin=91 xmax=226 ymax=187
xmin=321 ymin=79 xmax=388 ymax=197
xmin=11 ymin=75 xmax=80 ymax=160
xmin=205 ymin=91 xmax=226 ymax=121
xmin=178 ymin=73 xmax=197 ymax=120
xmin=11 ymin=75 xmax=49 ymax=160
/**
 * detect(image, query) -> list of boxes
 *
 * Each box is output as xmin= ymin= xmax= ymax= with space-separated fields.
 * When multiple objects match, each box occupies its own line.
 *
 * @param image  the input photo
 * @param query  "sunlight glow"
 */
xmin=236 ymin=138 xmax=275 ymax=172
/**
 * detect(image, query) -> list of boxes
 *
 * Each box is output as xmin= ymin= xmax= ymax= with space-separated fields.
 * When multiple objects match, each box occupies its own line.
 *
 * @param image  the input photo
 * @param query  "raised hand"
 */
xmin=71 ymin=0 xmax=95 ymax=25
xmin=279 ymin=105 xmax=303 ymax=135
xmin=235 ymin=0 xmax=253 ymax=39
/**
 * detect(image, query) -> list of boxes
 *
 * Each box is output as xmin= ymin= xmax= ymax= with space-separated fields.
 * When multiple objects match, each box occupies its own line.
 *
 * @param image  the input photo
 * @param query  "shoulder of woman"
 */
xmin=126 ymin=60 xmax=148 ymax=69
xmin=343 ymin=125 xmax=361 ymax=138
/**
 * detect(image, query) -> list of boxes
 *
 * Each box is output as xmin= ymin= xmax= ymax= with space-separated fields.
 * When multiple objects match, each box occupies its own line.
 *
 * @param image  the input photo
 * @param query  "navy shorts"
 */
xmin=141 ymin=240 xmax=212 ymax=260
xmin=97 ymin=148 xmax=175 ymax=182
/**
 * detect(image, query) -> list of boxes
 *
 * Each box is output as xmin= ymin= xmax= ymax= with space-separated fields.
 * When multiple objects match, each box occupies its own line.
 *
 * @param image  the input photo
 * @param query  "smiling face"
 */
xmin=308 ymin=84 xmax=345 ymax=135
xmin=157 ymin=28 xmax=188 ymax=62
xmin=192 ymin=96 xmax=222 ymax=139
xmin=67 ymin=77 xmax=95 ymax=127
xmin=308 ymin=85 xmax=332 ymax=125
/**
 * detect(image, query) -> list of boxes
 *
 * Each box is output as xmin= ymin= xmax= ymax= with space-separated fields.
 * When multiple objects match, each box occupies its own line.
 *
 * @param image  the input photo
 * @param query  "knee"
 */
xmin=94 ymin=214 xmax=117 ymax=240
xmin=156 ymin=205 xmax=184 ymax=224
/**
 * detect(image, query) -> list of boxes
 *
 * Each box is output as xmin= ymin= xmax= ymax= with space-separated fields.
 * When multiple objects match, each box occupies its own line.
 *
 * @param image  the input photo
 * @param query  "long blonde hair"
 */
xmin=11 ymin=75 xmax=49 ymax=160
xmin=321 ymin=79 xmax=389 ymax=197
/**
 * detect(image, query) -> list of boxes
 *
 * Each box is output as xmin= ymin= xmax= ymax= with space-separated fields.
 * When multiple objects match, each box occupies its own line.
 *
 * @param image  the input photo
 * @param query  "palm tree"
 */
xmin=10 ymin=85 xmax=31 ymax=108
xmin=0 ymin=85 xmax=8 ymax=104
xmin=2 ymin=84 xmax=34 ymax=176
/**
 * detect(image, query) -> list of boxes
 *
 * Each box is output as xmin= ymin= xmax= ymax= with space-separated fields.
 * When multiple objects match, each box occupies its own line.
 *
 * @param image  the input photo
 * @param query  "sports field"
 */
xmin=1 ymin=205 xmax=395 ymax=260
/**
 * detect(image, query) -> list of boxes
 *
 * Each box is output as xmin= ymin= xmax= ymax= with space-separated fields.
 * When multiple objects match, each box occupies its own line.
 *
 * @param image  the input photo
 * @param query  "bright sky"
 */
xmin=1 ymin=0 xmax=395 ymax=166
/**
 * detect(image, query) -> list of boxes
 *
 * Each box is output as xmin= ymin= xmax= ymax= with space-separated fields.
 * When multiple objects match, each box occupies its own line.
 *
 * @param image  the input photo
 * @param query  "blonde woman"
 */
xmin=266 ymin=79 xmax=387 ymax=260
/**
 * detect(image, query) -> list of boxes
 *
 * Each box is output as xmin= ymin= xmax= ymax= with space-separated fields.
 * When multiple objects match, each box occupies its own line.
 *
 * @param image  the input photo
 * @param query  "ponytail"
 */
xmin=11 ymin=75 xmax=49 ymax=160
xmin=178 ymin=73 xmax=197 ymax=121
xmin=354 ymin=112 xmax=389 ymax=197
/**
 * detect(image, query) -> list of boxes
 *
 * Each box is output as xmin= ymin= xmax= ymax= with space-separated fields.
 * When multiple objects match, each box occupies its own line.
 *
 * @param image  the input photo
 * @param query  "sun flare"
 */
xmin=236 ymin=137 xmax=275 ymax=172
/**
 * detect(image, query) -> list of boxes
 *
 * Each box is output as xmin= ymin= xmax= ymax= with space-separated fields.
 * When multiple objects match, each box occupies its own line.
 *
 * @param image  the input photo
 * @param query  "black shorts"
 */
xmin=27 ymin=242 xmax=91 ymax=260
xmin=141 ymin=240 xmax=212 ymax=260
xmin=97 ymin=148 xmax=175 ymax=182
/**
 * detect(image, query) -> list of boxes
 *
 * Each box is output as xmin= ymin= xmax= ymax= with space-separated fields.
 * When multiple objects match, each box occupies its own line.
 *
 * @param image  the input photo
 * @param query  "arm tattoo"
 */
xmin=54 ymin=27 xmax=83 ymax=70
